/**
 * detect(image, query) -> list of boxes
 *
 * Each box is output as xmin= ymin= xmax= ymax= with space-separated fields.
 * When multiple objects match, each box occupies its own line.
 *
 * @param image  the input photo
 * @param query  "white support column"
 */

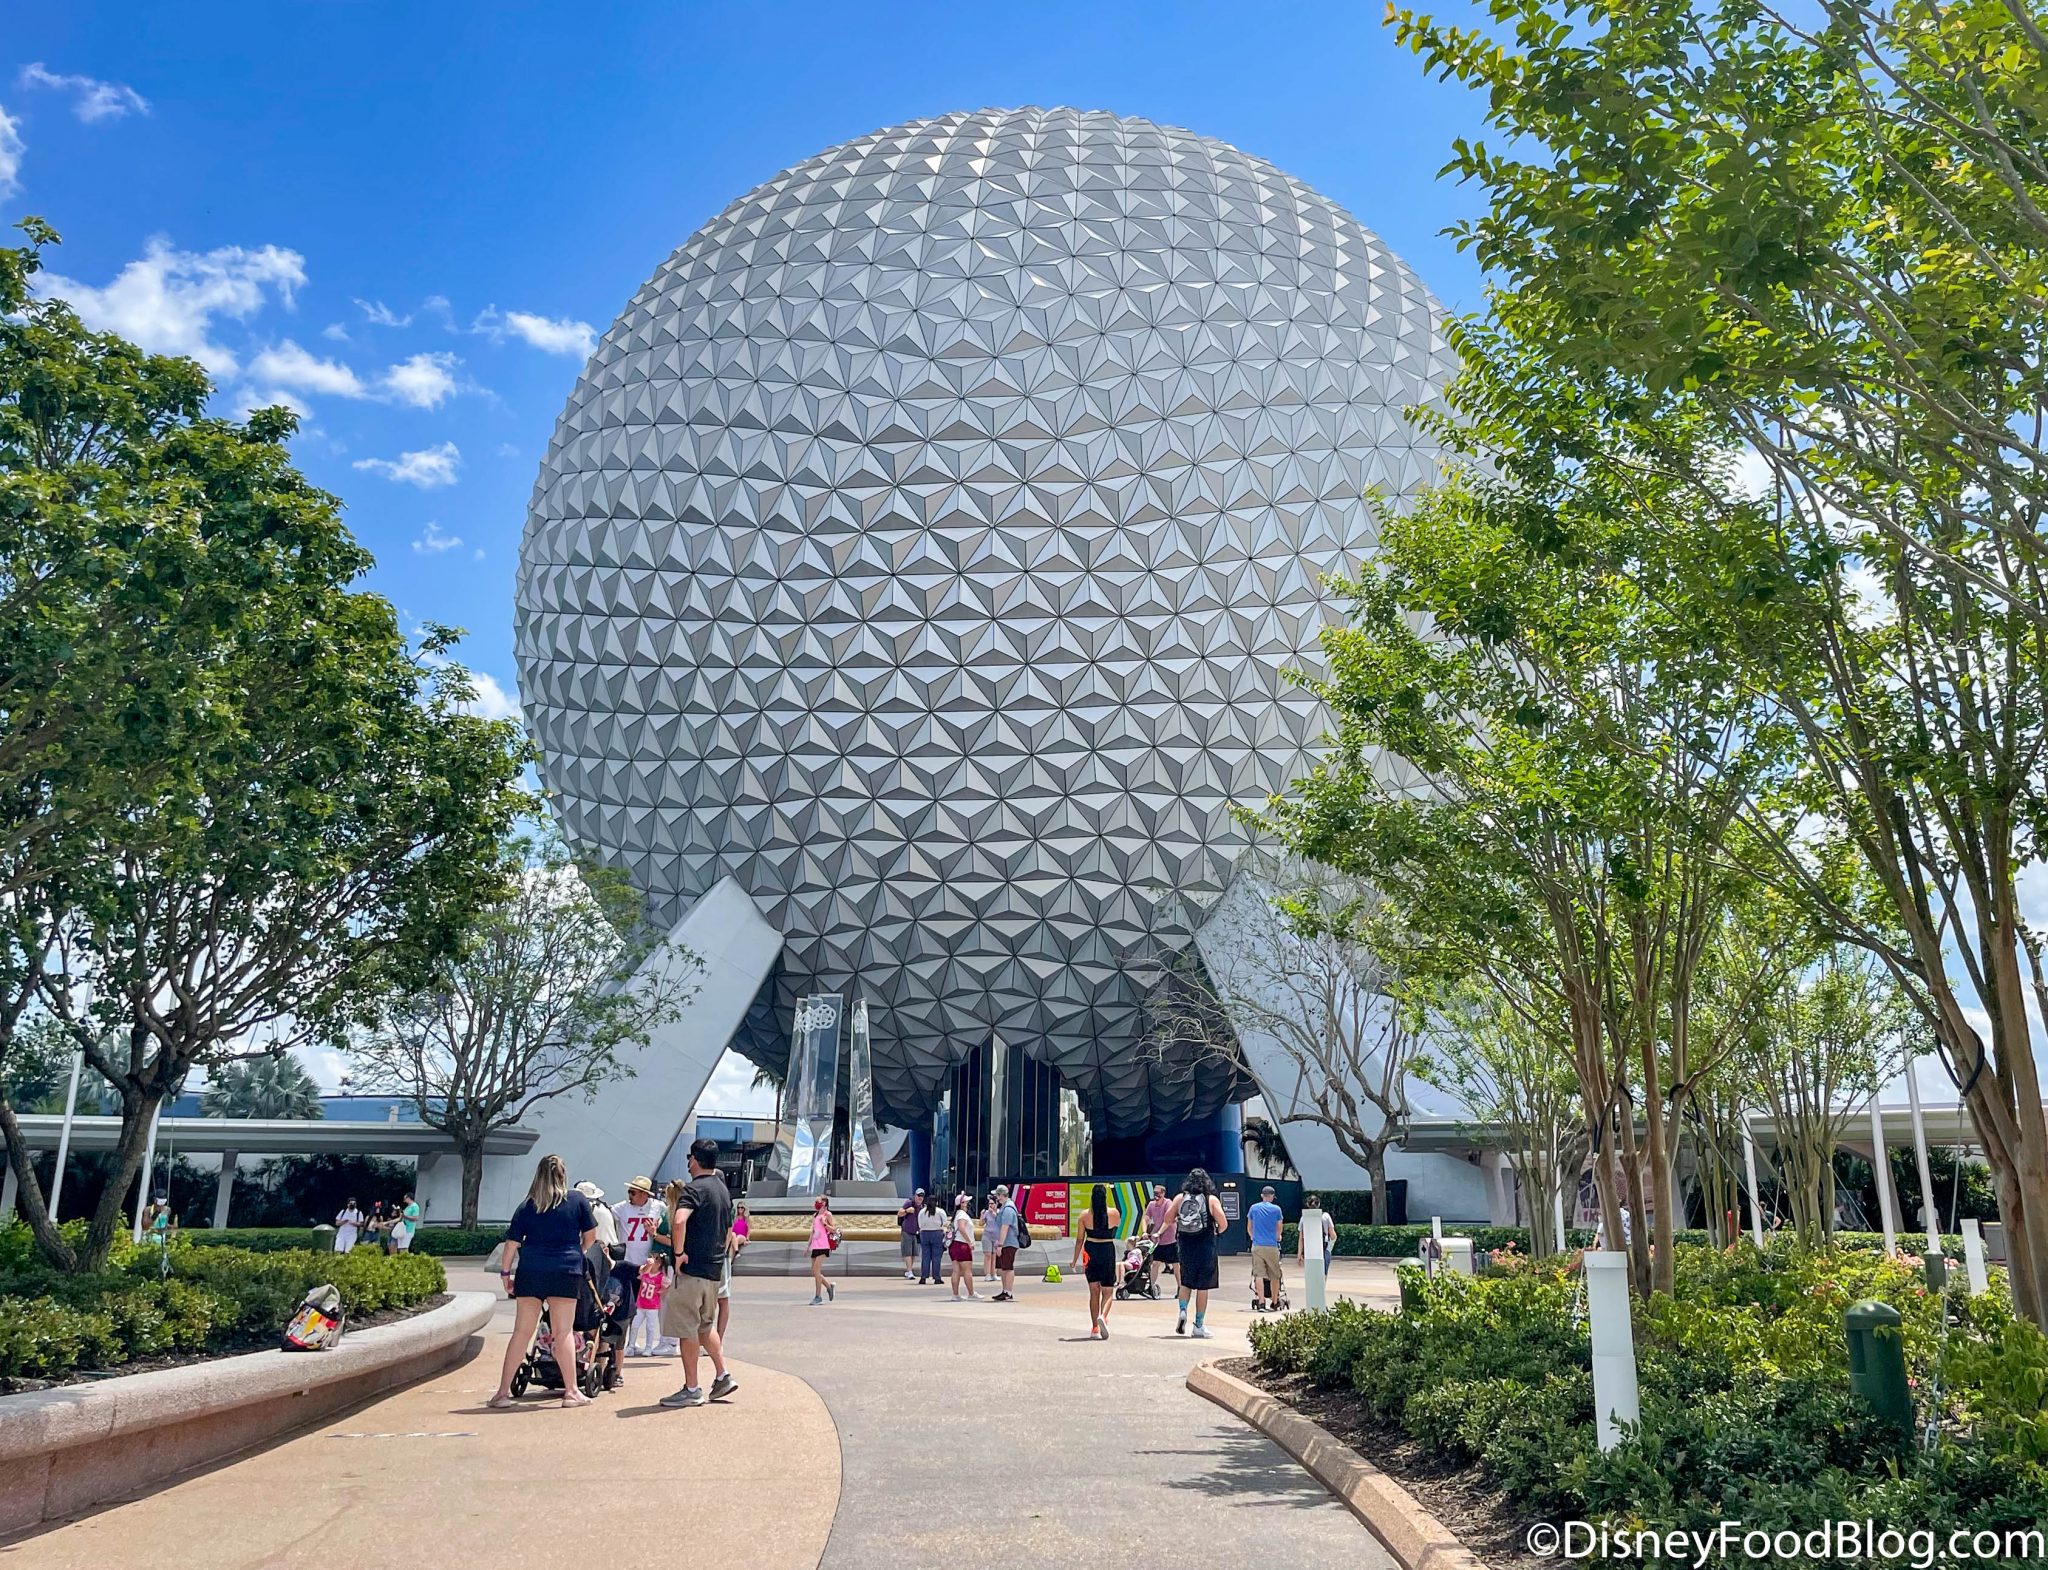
xmin=1869 ymin=1100 xmax=1897 ymax=1254
xmin=1903 ymin=1059 xmax=1940 ymax=1251
xmin=2 ymin=1161 xmax=16 ymax=1221
xmin=1961 ymin=1219 xmax=1990 ymax=1295
xmin=1740 ymin=1112 xmax=1765 ymax=1246
xmin=1553 ymin=1166 xmax=1569 ymax=1253
xmin=131 ymin=1103 xmax=164 ymax=1244
xmin=48 ymin=1048 xmax=84 ymax=1222
xmin=1584 ymin=1251 xmax=1641 ymax=1452
xmin=1302 ymin=1206 xmax=1327 ymax=1310
xmin=213 ymin=1151 xmax=239 ymax=1230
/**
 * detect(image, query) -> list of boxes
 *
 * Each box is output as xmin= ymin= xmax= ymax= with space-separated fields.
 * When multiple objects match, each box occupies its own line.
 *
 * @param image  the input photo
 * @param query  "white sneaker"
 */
xmin=1191 ymin=1325 xmax=1213 ymax=1339
xmin=903 ymin=1270 xmax=918 ymax=1281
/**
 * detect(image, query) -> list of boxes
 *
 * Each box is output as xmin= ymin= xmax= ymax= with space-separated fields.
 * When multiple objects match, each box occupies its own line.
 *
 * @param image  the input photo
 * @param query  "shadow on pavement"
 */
xmin=1145 ymin=1425 xmax=1345 ymax=1510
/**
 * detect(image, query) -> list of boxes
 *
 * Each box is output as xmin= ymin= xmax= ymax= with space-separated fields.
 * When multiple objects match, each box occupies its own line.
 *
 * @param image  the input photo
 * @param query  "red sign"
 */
xmin=1016 ymin=1182 xmax=1069 ymax=1234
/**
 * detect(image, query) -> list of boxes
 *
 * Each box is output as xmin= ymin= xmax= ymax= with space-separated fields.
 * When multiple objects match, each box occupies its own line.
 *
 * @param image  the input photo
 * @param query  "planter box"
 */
xmin=0 ymin=1291 xmax=494 ymax=1538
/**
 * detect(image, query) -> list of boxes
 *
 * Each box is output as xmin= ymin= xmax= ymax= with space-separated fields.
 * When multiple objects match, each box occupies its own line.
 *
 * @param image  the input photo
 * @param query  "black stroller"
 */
xmin=509 ymin=1246 xmax=628 ymax=1398
xmin=1114 ymin=1235 xmax=1161 ymax=1300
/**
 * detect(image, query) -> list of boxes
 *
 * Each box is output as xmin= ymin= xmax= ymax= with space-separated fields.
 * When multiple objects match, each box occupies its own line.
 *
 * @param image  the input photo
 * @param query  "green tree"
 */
xmin=1389 ymin=0 xmax=2048 ymax=1325
xmin=200 ymin=1055 xmax=326 ymax=1120
xmin=0 ymin=222 xmax=531 ymax=1273
xmin=347 ymin=828 xmax=701 ymax=1226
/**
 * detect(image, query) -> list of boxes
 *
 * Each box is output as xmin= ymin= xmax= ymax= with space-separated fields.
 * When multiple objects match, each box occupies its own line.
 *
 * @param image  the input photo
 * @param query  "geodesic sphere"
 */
xmin=516 ymin=106 xmax=1454 ymax=1136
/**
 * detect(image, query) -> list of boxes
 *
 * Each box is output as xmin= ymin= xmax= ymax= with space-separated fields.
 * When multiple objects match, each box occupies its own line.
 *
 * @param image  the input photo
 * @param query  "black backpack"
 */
xmin=1014 ymin=1208 xmax=1032 ymax=1248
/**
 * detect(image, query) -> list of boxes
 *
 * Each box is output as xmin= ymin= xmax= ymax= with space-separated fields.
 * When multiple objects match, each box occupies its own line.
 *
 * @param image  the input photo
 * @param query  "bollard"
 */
xmin=1960 ymin=1220 xmax=1989 ymax=1296
xmin=1397 ymin=1259 xmax=1427 ymax=1313
xmin=1922 ymin=1249 xmax=1947 ymax=1291
xmin=1845 ymin=1300 xmax=1912 ymax=1433
xmin=1583 ymin=1251 xmax=1641 ymax=1452
xmin=1302 ymin=1207 xmax=1328 ymax=1311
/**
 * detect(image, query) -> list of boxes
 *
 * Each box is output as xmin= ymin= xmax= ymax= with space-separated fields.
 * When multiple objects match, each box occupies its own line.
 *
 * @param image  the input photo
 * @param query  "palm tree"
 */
xmin=750 ymin=1060 xmax=786 ymax=1126
xmin=1240 ymin=1114 xmax=1292 ymax=1179
xmin=201 ymin=1055 xmax=325 ymax=1120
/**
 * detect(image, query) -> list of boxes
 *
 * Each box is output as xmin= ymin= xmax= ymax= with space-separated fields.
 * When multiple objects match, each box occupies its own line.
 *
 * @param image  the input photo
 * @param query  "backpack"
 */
xmin=1013 ymin=1209 xmax=1032 ymax=1249
xmin=1175 ymin=1191 xmax=1213 ymax=1238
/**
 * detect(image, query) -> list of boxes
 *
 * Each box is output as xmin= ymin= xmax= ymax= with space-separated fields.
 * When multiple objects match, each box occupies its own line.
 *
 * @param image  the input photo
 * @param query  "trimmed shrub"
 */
xmin=178 ymin=1226 xmax=502 ymax=1257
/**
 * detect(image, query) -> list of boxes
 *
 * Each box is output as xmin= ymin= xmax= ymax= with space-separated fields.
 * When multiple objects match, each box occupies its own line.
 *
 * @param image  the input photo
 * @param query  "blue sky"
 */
xmin=1 ymin=2 xmax=1491 ymax=730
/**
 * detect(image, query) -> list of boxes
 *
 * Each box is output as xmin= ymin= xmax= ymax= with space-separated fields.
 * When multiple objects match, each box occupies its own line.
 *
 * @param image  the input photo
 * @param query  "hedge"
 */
xmin=0 ymin=1227 xmax=446 ymax=1385
xmin=1281 ymin=1221 xmax=1967 ymax=1258
xmin=179 ymin=1226 xmax=504 ymax=1257
xmin=1247 ymin=1240 xmax=2047 ymax=1536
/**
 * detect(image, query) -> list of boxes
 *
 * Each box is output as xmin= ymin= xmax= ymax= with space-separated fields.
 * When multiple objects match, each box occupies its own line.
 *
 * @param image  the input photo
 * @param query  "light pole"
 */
xmin=48 ymin=1048 xmax=85 ymax=1222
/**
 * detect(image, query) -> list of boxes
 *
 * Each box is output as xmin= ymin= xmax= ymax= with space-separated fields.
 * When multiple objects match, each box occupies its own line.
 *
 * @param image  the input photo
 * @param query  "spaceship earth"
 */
xmin=516 ymin=106 xmax=1455 ymax=1136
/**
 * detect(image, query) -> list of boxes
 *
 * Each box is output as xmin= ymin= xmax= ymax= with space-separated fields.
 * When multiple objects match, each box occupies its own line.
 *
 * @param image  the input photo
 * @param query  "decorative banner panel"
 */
xmin=847 ymin=998 xmax=883 ymax=1183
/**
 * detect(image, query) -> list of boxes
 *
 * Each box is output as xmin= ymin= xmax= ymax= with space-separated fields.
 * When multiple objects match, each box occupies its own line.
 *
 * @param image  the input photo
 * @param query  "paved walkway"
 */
xmin=4 ymin=1257 xmax=1399 ymax=1570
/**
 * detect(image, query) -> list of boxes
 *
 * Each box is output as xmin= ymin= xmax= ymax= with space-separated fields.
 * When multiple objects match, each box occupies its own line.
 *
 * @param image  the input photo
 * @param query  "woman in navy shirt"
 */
xmin=489 ymin=1154 xmax=598 ymax=1408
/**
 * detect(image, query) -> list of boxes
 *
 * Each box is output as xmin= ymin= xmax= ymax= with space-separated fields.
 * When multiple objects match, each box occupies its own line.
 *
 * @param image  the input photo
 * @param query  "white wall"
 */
xmin=419 ymin=876 xmax=784 ymax=1224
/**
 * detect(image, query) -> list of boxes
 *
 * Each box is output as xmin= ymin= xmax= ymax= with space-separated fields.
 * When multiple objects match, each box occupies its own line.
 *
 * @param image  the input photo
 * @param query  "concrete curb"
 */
xmin=0 ymin=1290 xmax=494 ymax=1538
xmin=1188 ymin=1360 xmax=1490 ymax=1570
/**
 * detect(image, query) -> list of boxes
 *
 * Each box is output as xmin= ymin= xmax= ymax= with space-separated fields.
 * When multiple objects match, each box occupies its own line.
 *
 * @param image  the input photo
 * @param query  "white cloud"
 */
xmin=40 ymin=238 xmax=305 ymax=376
xmin=462 ymin=670 xmax=521 ymax=722
xmin=383 ymin=351 xmax=460 ymax=409
xmin=697 ymin=1048 xmax=777 ymax=1117
xmin=495 ymin=442 xmax=520 ymax=458
xmin=354 ymin=440 xmax=460 ymax=488
xmin=354 ymin=298 xmax=410 ymax=328
xmin=225 ymin=384 xmax=312 ymax=421
xmin=248 ymin=339 xmax=367 ymax=398
xmin=412 ymin=519 xmax=462 ymax=554
xmin=475 ymin=306 xmax=596 ymax=357
xmin=0 ymin=105 xmax=21 ymax=199
xmin=19 ymin=64 xmax=149 ymax=123
xmin=320 ymin=321 xmax=350 ymax=342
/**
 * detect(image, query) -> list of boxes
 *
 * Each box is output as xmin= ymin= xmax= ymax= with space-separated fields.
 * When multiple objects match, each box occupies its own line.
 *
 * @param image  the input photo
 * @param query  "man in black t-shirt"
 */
xmin=657 ymin=1138 xmax=737 ymax=1408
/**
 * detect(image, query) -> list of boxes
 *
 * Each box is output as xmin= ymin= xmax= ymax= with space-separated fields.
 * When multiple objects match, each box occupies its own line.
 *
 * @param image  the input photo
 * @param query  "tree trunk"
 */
xmin=77 ymin=1089 xmax=161 ymax=1273
xmin=1638 ymin=1039 xmax=1676 ymax=1295
xmin=1366 ymin=1143 xmax=1390 ymax=1226
xmin=460 ymin=1139 xmax=486 ymax=1228
xmin=0 ymin=1095 xmax=77 ymax=1270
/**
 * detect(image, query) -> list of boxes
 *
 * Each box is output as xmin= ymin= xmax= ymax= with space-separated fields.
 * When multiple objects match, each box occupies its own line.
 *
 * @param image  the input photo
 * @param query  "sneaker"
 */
xmin=1192 ymin=1325 xmax=1213 ymax=1340
xmin=1175 ymin=1314 xmax=1187 ymax=1336
xmin=659 ymin=1386 xmax=707 ymax=1408
xmin=903 ymin=1270 xmax=918 ymax=1281
xmin=810 ymin=1295 xmax=824 ymax=1305
xmin=993 ymin=1291 xmax=1014 ymax=1302
xmin=708 ymin=1372 xmax=738 ymax=1401
xmin=1099 ymin=1321 xmax=1110 ymax=1340
xmin=825 ymin=1282 xmax=835 ymax=1302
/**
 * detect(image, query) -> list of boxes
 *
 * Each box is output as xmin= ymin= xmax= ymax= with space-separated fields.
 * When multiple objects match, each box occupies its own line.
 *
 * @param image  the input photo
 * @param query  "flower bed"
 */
xmin=1246 ymin=1242 xmax=2048 ymax=1562
xmin=0 ymin=1223 xmax=447 ymax=1387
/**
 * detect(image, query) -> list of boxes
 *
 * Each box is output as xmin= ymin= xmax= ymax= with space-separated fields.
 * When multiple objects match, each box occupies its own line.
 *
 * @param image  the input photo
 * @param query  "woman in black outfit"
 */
xmin=1173 ymin=1167 xmax=1228 ymax=1340
xmin=1070 ymin=1182 xmax=1122 ymax=1341
xmin=489 ymin=1154 xmax=598 ymax=1408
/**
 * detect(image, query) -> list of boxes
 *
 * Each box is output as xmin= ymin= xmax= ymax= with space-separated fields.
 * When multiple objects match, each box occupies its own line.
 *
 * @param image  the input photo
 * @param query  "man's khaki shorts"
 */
xmin=1251 ymin=1244 xmax=1284 ymax=1287
xmin=660 ymin=1274 xmax=718 ymax=1338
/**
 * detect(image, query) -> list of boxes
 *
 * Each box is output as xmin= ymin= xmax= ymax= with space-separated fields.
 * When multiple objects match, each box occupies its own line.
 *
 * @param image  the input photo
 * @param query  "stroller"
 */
xmin=509 ymin=1246 xmax=628 ymax=1399
xmin=1114 ymin=1234 xmax=1161 ymax=1300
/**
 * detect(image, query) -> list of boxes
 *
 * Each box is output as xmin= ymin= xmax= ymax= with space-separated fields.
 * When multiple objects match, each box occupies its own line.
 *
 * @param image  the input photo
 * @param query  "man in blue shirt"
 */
xmin=989 ymin=1184 xmax=1021 ymax=1302
xmin=1248 ymin=1186 xmax=1286 ymax=1312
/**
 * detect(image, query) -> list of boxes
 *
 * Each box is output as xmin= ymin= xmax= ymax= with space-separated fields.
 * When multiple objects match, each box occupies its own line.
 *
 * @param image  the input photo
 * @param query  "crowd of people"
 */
xmin=487 ymin=1141 xmax=743 ymax=1412
xmin=331 ymin=1193 xmax=421 ymax=1254
xmin=481 ymin=1149 xmax=1343 ymax=1408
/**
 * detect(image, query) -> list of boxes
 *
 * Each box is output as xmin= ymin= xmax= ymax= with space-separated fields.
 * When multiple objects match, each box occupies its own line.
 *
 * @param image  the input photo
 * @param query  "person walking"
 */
xmin=1172 ymin=1168 xmax=1227 ymax=1340
xmin=655 ymin=1138 xmax=739 ymax=1408
xmin=947 ymin=1192 xmax=979 ymax=1300
xmin=1248 ymin=1185 xmax=1285 ymax=1311
xmin=988 ymin=1184 xmax=1021 ymax=1301
xmin=575 ymin=1180 xmax=619 ymax=1258
xmin=489 ymin=1154 xmax=599 ymax=1408
xmin=392 ymin=1192 xmax=422 ymax=1254
xmin=1143 ymin=1182 xmax=1177 ymax=1293
xmin=717 ymin=1200 xmax=749 ymax=1343
xmin=916 ymin=1191 xmax=948 ymax=1283
xmin=807 ymin=1196 xmax=839 ymax=1305
xmin=1072 ymin=1182 xmax=1121 ymax=1339
xmin=333 ymin=1198 xmax=364 ymax=1254
xmin=897 ymin=1191 xmax=922 ymax=1280
xmin=979 ymin=1192 xmax=1002 ymax=1282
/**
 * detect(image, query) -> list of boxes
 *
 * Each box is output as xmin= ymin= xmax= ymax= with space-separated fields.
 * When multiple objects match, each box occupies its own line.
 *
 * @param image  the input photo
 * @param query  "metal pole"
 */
xmin=1903 ymin=1059 xmax=1940 ymax=1251
xmin=1740 ymin=1112 xmax=1765 ymax=1246
xmin=1869 ymin=1099 xmax=1897 ymax=1254
xmin=131 ymin=1102 xmax=164 ymax=1244
xmin=48 ymin=1048 xmax=84 ymax=1222
xmin=1302 ymin=1206 xmax=1327 ymax=1310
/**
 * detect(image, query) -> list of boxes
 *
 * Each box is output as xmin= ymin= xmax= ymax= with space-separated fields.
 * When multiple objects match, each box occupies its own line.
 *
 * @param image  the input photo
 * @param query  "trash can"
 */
xmin=1844 ymin=1299 xmax=1911 ymax=1433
